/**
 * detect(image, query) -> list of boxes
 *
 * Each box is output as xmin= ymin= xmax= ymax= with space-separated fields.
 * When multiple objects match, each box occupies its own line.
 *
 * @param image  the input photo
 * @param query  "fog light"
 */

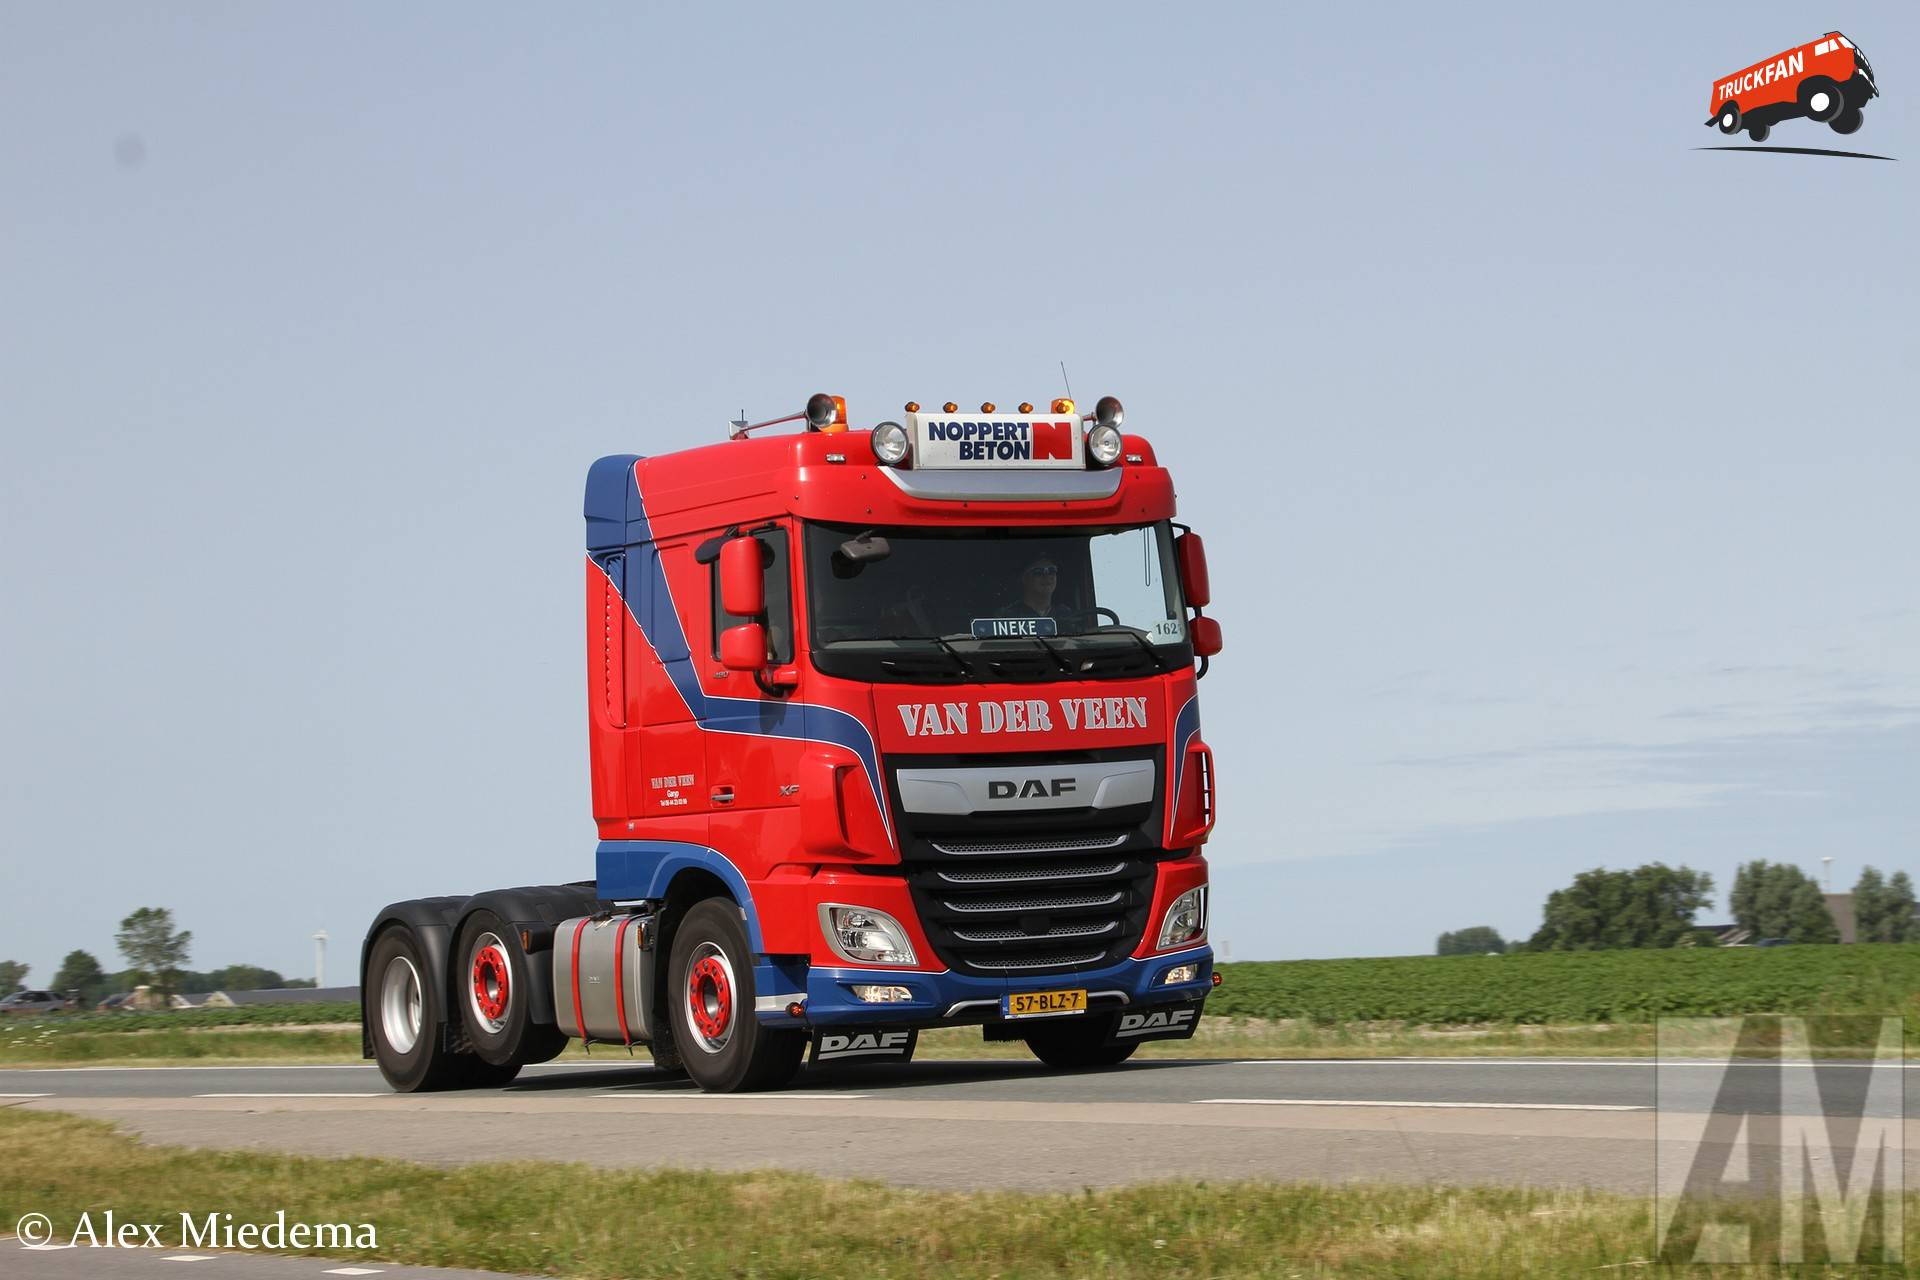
xmin=1161 ymin=964 xmax=1199 ymax=985
xmin=870 ymin=421 xmax=910 ymax=466
xmin=1086 ymin=422 xmax=1123 ymax=468
xmin=851 ymin=984 xmax=914 ymax=1003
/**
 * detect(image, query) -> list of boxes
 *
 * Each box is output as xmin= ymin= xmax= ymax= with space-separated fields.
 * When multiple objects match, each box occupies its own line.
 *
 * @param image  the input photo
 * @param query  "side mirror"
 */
xmin=1175 ymin=532 xmax=1211 ymax=609
xmin=719 ymin=536 xmax=766 ymax=617
xmin=719 ymin=621 xmax=768 ymax=672
xmin=1189 ymin=615 xmax=1223 ymax=658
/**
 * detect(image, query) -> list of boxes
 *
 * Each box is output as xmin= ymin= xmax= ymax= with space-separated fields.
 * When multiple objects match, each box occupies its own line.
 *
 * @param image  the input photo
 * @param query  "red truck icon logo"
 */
xmin=1707 ymin=32 xmax=1879 ymax=142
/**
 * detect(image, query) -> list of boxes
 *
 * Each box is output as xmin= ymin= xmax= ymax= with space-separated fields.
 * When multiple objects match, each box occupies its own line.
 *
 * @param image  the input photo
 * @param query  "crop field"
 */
xmin=1209 ymin=943 xmax=1920 ymax=1024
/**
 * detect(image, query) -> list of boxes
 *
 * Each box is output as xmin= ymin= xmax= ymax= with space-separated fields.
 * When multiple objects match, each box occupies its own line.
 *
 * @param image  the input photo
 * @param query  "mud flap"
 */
xmin=809 ymin=1027 xmax=919 ymax=1065
xmin=1104 ymin=1003 xmax=1203 ymax=1045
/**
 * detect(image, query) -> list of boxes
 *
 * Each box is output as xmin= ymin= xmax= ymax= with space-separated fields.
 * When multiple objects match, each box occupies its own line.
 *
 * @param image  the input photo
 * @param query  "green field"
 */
xmin=1209 ymin=943 xmax=1920 ymax=1024
xmin=1 ymin=1107 xmax=1906 ymax=1277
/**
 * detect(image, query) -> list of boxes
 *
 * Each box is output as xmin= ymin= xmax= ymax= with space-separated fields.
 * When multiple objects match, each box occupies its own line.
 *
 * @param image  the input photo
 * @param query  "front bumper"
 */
xmin=754 ymin=943 xmax=1214 ymax=1028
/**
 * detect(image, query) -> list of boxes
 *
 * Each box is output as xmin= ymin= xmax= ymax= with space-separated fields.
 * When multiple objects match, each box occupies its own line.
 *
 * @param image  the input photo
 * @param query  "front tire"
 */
xmin=667 ymin=899 xmax=805 ymax=1092
xmin=1024 ymin=1016 xmax=1139 ymax=1069
xmin=1801 ymin=77 xmax=1843 ymax=122
xmin=1717 ymin=103 xmax=1741 ymax=135
xmin=455 ymin=911 xmax=567 ymax=1069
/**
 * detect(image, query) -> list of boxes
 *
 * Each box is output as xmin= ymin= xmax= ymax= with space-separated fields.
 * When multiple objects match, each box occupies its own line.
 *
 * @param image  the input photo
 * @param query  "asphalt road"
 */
xmin=7 ymin=1054 xmax=1913 ymax=1194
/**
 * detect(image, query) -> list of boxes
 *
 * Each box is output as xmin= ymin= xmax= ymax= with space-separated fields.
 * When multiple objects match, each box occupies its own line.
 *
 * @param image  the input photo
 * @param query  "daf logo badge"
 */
xmin=987 ymin=777 xmax=1076 ymax=801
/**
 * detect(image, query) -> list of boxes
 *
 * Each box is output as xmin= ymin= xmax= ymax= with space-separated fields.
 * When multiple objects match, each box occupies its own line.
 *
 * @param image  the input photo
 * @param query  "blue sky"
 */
xmin=2 ymin=5 xmax=1915 ymax=981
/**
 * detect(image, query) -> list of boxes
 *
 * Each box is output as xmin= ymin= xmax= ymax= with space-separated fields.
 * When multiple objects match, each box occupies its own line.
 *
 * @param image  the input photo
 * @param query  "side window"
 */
xmin=710 ymin=529 xmax=794 ymax=663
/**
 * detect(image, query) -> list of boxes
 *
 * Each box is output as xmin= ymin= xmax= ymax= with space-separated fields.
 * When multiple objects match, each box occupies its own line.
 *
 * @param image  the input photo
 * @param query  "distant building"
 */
xmin=1824 ymin=893 xmax=1857 ymax=944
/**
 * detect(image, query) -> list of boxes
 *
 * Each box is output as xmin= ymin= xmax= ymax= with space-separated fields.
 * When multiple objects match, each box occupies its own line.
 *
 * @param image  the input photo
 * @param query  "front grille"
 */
xmin=906 ymin=849 xmax=1154 ymax=977
xmin=936 ymin=859 xmax=1127 ymax=885
xmin=966 ymin=950 xmax=1110 ymax=972
xmin=930 ymin=833 xmax=1128 ymax=856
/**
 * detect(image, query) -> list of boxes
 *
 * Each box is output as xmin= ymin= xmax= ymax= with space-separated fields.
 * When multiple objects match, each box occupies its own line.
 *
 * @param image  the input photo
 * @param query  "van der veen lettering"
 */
xmin=896 ymin=696 xmax=1150 ymax=737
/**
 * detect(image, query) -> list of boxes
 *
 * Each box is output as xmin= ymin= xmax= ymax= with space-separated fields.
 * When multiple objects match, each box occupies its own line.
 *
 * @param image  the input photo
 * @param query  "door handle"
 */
xmin=710 ymin=786 xmax=735 ymax=805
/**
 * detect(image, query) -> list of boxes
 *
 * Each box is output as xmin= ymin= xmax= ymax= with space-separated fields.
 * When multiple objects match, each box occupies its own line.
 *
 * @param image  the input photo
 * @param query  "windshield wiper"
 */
xmin=1088 ymin=625 xmax=1170 ymax=672
xmin=866 ymin=634 xmax=982 ymax=677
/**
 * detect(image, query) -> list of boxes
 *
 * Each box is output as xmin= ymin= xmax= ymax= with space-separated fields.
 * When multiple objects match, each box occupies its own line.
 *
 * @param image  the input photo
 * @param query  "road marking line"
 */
xmin=1194 ymin=1098 xmax=1648 ymax=1111
xmin=0 ymin=1064 xmax=379 ymax=1073
xmin=193 ymin=1093 xmax=382 ymax=1099
xmin=162 ymin=1255 xmax=221 ymax=1262
xmin=592 ymin=1092 xmax=869 ymax=1100
xmin=0 ymin=1092 xmax=52 ymax=1097
xmin=322 ymin=1269 xmax=385 ymax=1276
xmin=1229 ymin=1058 xmax=1920 ymax=1070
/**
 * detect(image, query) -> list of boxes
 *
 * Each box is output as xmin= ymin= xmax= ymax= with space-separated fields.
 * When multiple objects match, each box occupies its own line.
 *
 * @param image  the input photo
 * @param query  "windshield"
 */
xmin=804 ymin=521 xmax=1191 ymax=684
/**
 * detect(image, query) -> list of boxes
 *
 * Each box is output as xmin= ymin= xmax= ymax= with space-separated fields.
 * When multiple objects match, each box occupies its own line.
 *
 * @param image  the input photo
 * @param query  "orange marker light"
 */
xmin=942 ymin=401 xmax=958 ymax=414
xmin=1017 ymin=402 xmax=1034 ymax=414
xmin=904 ymin=401 xmax=920 ymax=414
xmin=980 ymin=402 xmax=996 ymax=413
xmin=1051 ymin=398 xmax=1075 ymax=415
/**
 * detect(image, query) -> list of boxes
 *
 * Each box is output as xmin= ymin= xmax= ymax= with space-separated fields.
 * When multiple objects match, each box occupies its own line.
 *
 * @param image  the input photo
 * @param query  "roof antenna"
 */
xmin=1058 ymin=361 xmax=1073 ymax=402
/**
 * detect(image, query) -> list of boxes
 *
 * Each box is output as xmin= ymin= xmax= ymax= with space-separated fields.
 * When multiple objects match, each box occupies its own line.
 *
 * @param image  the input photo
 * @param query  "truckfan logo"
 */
xmin=1700 ymin=30 xmax=1884 ymax=154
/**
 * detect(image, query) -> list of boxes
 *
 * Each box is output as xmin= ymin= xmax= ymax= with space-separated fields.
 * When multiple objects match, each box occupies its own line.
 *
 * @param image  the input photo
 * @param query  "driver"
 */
xmin=997 ymin=555 xmax=1063 ymax=620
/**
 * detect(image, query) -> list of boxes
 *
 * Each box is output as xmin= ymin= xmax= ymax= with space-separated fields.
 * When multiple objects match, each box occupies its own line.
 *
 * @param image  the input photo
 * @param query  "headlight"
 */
xmin=1156 ymin=886 xmax=1208 ymax=949
xmin=819 ymin=904 xmax=918 ymax=966
xmin=870 ymin=421 xmax=910 ymax=466
xmin=1086 ymin=422 xmax=1123 ymax=467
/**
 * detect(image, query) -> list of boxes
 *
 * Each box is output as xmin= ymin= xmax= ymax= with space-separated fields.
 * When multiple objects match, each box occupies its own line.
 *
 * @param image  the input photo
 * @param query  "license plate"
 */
xmin=1004 ymin=989 xmax=1087 ymax=1018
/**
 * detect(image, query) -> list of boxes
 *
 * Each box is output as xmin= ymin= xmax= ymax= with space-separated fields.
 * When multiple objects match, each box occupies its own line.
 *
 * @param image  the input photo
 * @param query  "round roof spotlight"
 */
xmin=870 ymin=421 xmax=910 ymax=467
xmin=1094 ymin=395 xmax=1125 ymax=429
xmin=1086 ymin=422 xmax=1124 ymax=468
xmin=805 ymin=393 xmax=840 ymax=430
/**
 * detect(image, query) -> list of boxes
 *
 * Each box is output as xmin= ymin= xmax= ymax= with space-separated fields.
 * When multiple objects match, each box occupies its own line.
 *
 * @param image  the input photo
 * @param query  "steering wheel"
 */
xmin=1094 ymin=607 xmax=1121 ymax=628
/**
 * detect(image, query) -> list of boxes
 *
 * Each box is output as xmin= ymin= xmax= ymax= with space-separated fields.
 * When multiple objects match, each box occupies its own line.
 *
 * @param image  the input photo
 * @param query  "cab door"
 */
xmin=699 ymin=524 xmax=804 ymax=877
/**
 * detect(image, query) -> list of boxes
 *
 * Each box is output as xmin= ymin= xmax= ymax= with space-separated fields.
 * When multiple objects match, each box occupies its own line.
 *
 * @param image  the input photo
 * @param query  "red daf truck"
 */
xmin=360 ymin=393 xmax=1222 ymax=1092
xmin=1706 ymin=31 xmax=1878 ymax=141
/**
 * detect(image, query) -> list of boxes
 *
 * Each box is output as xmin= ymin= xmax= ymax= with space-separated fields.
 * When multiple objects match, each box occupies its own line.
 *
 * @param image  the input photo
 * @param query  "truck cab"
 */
xmin=363 ymin=394 xmax=1222 ymax=1092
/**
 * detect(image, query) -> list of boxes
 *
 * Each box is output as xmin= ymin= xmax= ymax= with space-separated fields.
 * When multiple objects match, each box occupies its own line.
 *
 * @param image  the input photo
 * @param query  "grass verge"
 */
xmin=1 ymin=1107 xmax=1905 ymax=1277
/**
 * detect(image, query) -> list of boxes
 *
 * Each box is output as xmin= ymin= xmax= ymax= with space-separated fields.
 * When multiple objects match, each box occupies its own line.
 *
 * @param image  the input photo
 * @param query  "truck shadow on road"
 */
xmin=504 ymin=1056 xmax=1230 ymax=1095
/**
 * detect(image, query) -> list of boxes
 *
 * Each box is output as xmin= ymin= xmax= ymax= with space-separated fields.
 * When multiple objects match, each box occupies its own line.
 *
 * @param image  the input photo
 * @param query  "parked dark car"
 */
xmin=96 ymin=992 xmax=135 ymax=1012
xmin=0 ymin=990 xmax=74 ymax=1014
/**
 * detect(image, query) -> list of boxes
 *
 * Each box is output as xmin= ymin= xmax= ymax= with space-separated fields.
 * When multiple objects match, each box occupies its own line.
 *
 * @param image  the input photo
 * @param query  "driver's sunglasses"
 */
xmin=1026 ymin=564 xmax=1059 ymax=577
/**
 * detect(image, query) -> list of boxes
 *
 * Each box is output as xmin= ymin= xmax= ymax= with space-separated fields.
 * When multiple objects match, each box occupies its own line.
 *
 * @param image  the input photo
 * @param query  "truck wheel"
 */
xmin=1800 ymin=77 xmax=1844 ymax=122
xmin=1024 ymin=1017 xmax=1139 ymax=1069
xmin=1716 ymin=103 xmax=1741 ymax=134
xmin=1746 ymin=121 xmax=1770 ymax=143
xmin=666 ymin=898 xmax=805 ymax=1092
xmin=1830 ymin=107 xmax=1864 ymax=135
xmin=452 ymin=1056 xmax=523 ymax=1088
xmin=367 ymin=925 xmax=468 ymax=1091
xmin=456 ymin=911 xmax=567 ymax=1068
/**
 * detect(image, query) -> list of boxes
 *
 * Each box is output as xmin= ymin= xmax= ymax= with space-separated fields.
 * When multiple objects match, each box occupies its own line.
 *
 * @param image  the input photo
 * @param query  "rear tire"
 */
xmin=666 ymin=899 xmax=805 ymax=1092
xmin=1717 ymin=103 xmax=1741 ymax=135
xmin=1830 ymin=107 xmax=1864 ymax=135
xmin=455 ymin=910 xmax=567 ymax=1069
xmin=1746 ymin=121 xmax=1771 ymax=143
xmin=367 ymin=925 xmax=471 ymax=1092
xmin=1024 ymin=1017 xmax=1139 ymax=1069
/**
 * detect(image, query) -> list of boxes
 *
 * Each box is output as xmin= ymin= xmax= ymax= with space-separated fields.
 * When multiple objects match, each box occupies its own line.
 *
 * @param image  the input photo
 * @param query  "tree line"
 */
xmin=0 ymin=906 xmax=312 ymax=1004
xmin=1438 ymin=861 xmax=1917 ymax=955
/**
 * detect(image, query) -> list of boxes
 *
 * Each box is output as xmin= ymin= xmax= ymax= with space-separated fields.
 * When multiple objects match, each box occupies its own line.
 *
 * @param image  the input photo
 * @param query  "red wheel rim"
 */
xmin=472 ymin=945 xmax=510 ymax=1022
xmin=687 ymin=953 xmax=733 ymax=1043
